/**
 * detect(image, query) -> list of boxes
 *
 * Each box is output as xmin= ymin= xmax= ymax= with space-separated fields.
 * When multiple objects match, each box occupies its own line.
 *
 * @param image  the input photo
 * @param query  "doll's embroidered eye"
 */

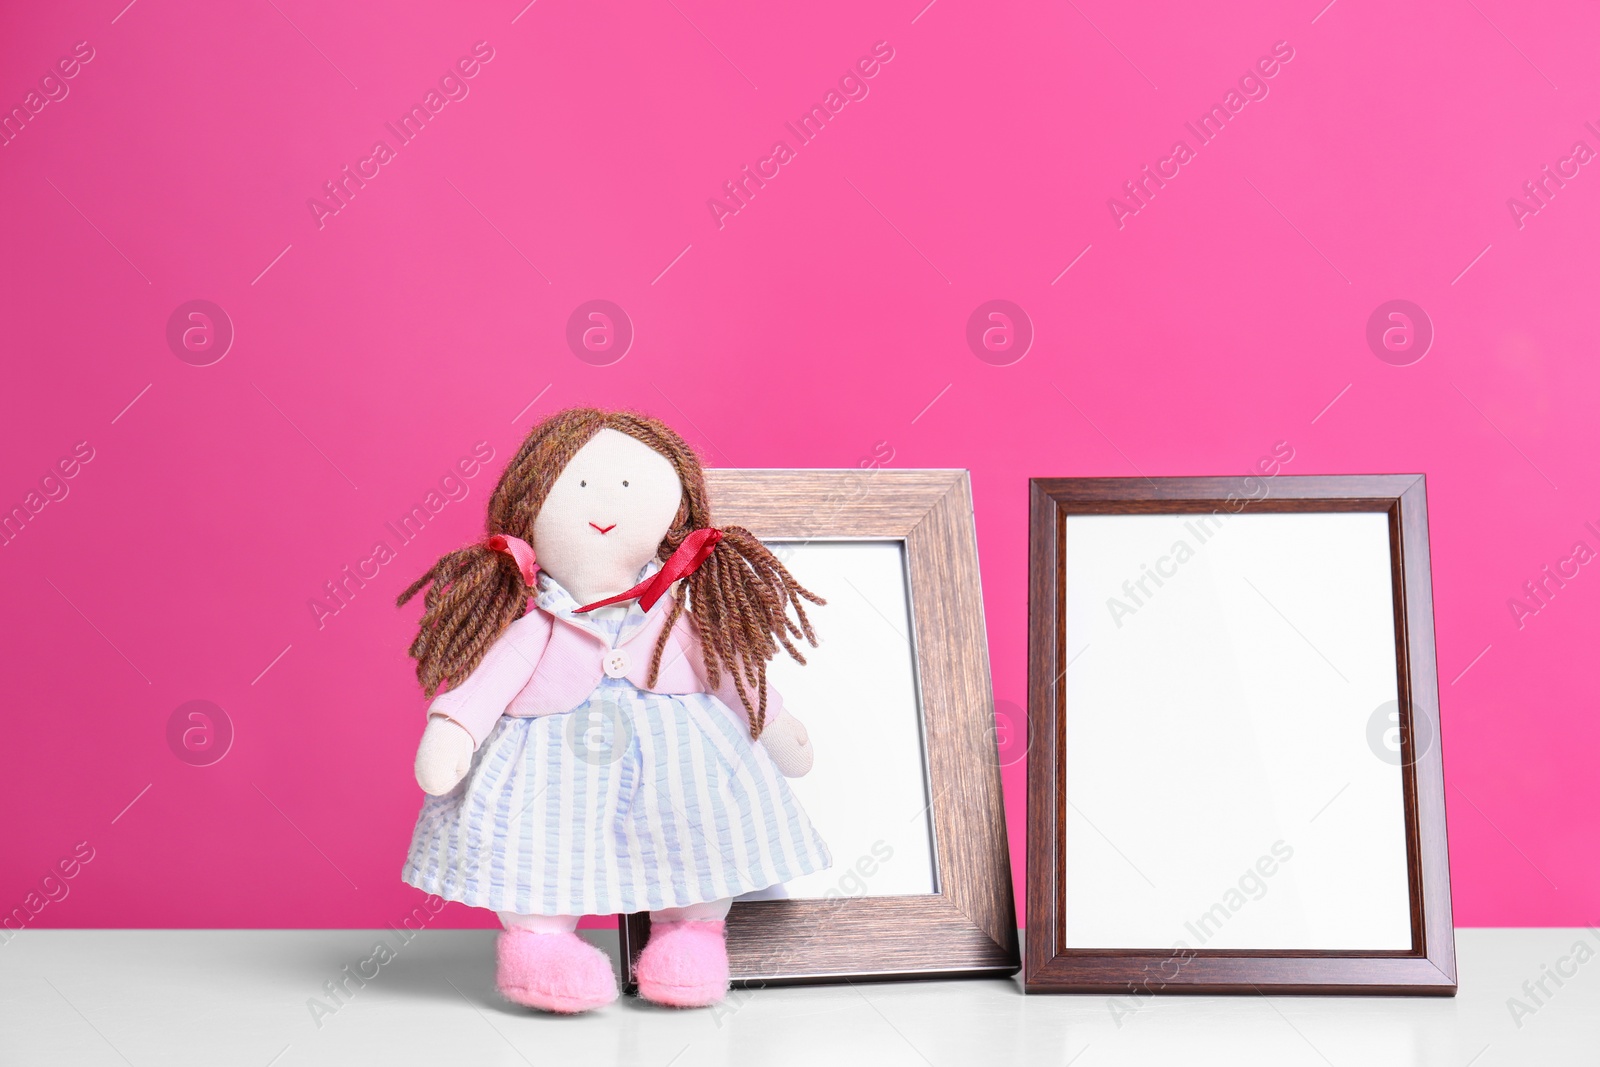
xmin=622 ymin=480 xmax=629 ymax=487
xmin=580 ymin=480 xmax=586 ymax=487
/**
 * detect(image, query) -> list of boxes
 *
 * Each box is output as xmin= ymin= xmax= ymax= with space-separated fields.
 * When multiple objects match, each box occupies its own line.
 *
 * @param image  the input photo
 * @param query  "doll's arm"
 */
xmin=415 ymin=717 xmax=475 ymax=796
xmin=755 ymin=710 xmax=814 ymax=777
xmin=681 ymin=618 xmax=814 ymax=777
xmin=705 ymin=667 xmax=813 ymax=777
xmin=414 ymin=613 xmax=548 ymax=794
xmin=675 ymin=607 xmax=819 ymax=777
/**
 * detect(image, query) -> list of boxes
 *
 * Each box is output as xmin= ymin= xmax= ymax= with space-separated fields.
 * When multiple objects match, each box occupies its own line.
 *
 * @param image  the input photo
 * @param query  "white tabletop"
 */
xmin=1 ymin=928 xmax=1594 ymax=1065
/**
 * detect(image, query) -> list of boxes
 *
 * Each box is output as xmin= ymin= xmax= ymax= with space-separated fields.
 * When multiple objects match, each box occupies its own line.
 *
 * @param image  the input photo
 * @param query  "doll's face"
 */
xmin=531 ymin=428 xmax=683 ymax=602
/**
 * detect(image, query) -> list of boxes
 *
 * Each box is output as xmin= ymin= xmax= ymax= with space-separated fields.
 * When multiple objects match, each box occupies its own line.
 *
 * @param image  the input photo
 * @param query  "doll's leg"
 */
xmin=649 ymin=898 xmax=731 ymax=924
xmin=634 ymin=898 xmax=733 ymax=1008
xmin=498 ymin=912 xmax=581 ymax=934
xmin=494 ymin=912 xmax=617 ymax=1014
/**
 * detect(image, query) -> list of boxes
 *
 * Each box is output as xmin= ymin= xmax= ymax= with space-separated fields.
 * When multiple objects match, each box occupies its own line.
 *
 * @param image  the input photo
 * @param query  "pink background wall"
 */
xmin=3 ymin=0 xmax=1595 ymax=932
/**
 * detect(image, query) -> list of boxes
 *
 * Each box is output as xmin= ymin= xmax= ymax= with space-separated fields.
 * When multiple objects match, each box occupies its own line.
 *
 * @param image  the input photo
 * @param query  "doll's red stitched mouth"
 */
xmin=589 ymin=523 xmax=617 ymax=534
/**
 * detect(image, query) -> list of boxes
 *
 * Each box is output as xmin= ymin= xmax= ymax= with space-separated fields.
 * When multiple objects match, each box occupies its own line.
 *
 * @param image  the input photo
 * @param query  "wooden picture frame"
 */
xmin=618 ymin=469 xmax=1020 ymax=987
xmin=1026 ymin=475 xmax=1455 ymax=995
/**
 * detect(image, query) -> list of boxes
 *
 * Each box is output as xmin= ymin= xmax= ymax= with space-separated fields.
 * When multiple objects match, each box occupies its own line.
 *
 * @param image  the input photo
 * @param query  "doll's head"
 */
xmin=399 ymin=409 xmax=821 ymax=736
xmin=529 ymin=427 xmax=684 ymax=605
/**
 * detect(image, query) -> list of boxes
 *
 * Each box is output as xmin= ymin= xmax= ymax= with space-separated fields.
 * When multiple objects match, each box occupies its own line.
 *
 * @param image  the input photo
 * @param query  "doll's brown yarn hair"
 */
xmin=397 ymin=408 xmax=822 ymax=738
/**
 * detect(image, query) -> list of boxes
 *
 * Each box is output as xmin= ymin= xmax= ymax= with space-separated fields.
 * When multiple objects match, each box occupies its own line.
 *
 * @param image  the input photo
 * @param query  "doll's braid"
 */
xmin=617 ymin=415 xmax=821 ymax=738
xmin=399 ymin=409 xmax=610 ymax=696
xmin=400 ymin=409 xmax=822 ymax=738
xmin=666 ymin=525 xmax=822 ymax=737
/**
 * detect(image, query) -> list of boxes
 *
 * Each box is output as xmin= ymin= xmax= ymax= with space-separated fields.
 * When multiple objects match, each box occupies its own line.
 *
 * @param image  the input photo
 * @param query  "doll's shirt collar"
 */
xmin=533 ymin=560 xmax=663 ymax=644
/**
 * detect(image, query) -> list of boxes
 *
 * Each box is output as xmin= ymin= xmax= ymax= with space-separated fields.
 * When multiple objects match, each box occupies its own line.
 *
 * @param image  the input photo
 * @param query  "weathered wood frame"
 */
xmin=619 ymin=469 xmax=1020 ymax=987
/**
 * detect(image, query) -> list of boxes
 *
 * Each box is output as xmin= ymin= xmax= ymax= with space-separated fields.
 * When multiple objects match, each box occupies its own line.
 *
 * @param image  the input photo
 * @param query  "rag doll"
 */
xmin=398 ymin=408 xmax=831 ymax=1013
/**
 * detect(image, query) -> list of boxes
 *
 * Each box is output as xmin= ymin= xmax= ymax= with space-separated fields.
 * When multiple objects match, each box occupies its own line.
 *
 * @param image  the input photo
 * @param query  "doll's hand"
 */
xmin=760 ymin=712 xmax=814 ymax=778
xmin=415 ymin=716 xmax=475 ymax=795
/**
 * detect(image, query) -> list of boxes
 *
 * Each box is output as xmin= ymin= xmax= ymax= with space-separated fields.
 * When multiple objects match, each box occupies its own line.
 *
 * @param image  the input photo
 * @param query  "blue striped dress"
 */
xmin=402 ymin=573 xmax=831 ymax=916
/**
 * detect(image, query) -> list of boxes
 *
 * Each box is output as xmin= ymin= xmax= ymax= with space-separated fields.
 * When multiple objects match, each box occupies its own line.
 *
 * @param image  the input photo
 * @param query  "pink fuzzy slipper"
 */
xmin=496 ymin=929 xmax=618 ymax=1014
xmin=635 ymin=920 xmax=730 ymax=1008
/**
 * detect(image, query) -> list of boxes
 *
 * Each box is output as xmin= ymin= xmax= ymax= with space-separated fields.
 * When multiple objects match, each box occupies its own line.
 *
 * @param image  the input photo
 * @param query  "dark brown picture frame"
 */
xmin=1025 ymin=475 xmax=1456 ymax=995
xmin=618 ymin=469 xmax=1020 ymax=987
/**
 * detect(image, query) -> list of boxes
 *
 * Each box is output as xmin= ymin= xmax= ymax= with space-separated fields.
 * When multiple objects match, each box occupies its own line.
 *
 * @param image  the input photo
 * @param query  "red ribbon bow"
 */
xmin=485 ymin=534 xmax=539 ymax=584
xmin=575 ymin=528 xmax=723 ymax=614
